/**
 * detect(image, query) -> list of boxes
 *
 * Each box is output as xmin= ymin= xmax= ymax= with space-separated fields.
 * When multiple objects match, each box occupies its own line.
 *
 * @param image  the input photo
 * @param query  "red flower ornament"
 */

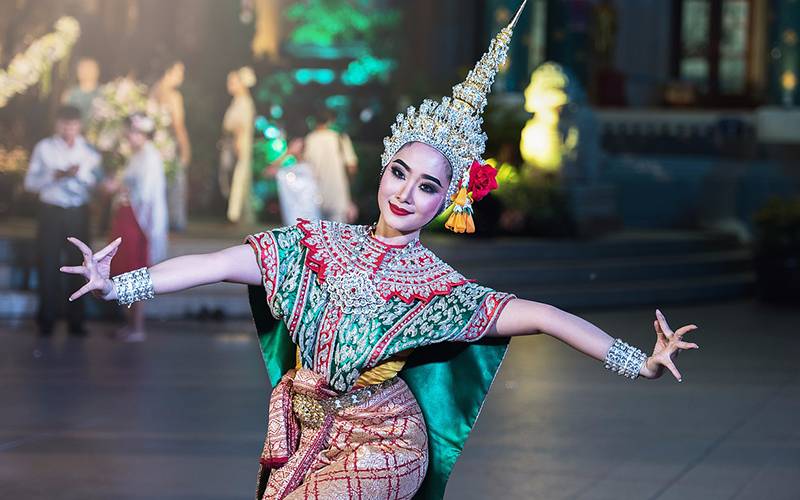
xmin=468 ymin=160 xmax=498 ymax=202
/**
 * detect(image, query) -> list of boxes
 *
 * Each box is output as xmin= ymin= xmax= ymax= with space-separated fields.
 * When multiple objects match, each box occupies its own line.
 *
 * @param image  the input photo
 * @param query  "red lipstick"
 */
xmin=388 ymin=202 xmax=412 ymax=216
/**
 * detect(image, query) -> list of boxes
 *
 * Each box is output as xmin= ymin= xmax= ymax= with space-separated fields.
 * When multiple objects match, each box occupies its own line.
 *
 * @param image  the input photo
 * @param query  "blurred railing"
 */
xmin=596 ymin=109 xmax=757 ymax=157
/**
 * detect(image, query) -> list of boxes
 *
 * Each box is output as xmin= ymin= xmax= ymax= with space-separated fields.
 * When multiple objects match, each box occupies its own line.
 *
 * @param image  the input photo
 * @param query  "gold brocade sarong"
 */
xmin=257 ymin=368 xmax=428 ymax=500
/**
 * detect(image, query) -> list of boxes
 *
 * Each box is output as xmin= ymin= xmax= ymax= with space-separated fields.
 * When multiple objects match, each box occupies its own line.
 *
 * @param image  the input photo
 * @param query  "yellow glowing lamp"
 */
xmin=782 ymin=70 xmax=797 ymax=91
xmin=520 ymin=62 xmax=572 ymax=172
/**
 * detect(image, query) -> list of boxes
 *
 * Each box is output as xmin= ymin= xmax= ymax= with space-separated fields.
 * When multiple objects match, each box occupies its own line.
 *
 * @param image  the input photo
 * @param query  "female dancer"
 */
xmin=61 ymin=3 xmax=698 ymax=498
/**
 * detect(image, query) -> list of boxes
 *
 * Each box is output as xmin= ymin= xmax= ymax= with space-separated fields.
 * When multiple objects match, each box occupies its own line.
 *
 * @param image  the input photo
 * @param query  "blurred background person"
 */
xmin=23 ymin=105 xmax=101 ymax=337
xmin=150 ymin=61 xmax=191 ymax=232
xmin=103 ymin=113 xmax=168 ymax=342
xmin=221 ymin=66 xmax=257 ymax=224
xmin=61 ymin=57 xmax=101 ymax=128
xmin=263 ymin=137 xmax=322 ymax=226
xmin=303 ymin=106 xmax=359 ymax=223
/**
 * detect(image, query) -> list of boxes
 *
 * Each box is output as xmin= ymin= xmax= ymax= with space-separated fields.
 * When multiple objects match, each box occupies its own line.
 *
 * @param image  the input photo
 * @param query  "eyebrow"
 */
xmin=394 ymin=159 xmax=443 ymax=188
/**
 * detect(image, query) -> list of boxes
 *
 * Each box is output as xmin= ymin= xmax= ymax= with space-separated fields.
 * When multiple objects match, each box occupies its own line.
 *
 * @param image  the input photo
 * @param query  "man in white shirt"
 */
xmin=24 ymin=105 xmax=101 ymax=337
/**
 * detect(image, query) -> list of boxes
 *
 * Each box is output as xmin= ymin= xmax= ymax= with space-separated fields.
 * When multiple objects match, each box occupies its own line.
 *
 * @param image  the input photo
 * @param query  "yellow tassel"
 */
xmin=445 ymin=211 xmax=463 ymax=233
xmin=452 ymin=187 xmax=469 ymax=207
xmin=445 ymin=187 xmax=476 ymax=234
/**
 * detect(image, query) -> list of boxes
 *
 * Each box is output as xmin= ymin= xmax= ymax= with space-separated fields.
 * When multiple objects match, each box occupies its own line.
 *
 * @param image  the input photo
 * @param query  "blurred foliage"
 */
xmin=492 ymin=163 xmax=574 ymax=237
xmin=285 ymin=0 xmax=400 ymax=47
xmin=754 ymin=196 xmax=800 ymax=251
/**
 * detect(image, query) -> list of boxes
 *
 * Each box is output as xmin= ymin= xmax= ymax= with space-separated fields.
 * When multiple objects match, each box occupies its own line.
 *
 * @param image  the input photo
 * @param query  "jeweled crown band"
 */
xmin=112 ymin=267 xmax=155 ymax=307
xmin=604 ymin=338 xmax=647 ymax=380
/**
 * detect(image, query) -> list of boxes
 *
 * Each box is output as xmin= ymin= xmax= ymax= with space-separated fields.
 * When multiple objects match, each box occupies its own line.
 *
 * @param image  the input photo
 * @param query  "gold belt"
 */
xmin=291 ymin=378 xmax=397 ymax=428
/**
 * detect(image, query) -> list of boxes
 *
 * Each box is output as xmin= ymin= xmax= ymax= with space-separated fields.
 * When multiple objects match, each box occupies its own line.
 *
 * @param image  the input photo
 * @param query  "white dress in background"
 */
xmin=121 ymin=142 xmax=169 ymax=265
xmin=276 ymin=161 xmax=321 ymax=226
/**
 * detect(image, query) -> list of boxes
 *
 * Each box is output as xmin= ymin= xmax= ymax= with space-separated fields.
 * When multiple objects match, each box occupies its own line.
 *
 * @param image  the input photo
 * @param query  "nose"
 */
xmin=397 ymin=178 xmax=414 ymax=205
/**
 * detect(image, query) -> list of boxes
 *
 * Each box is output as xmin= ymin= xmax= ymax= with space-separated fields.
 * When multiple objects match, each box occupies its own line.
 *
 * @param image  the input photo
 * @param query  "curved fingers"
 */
xmin=655 ymin=309 xmax=673 ymax=337
xmin=67 ymin=237 xmax=93 ymax=261
xmin=95 ymin=237 xmax=122 ymax=261
xmin=69 ymin=281 xmax=97 ymax=302
xmin=60 ymin=265 xmax=86 ymax=275
xmin=675 ymin=324 xmax=698 ymax=338
xmin=662 ymin=357 xmax=683 ymax=382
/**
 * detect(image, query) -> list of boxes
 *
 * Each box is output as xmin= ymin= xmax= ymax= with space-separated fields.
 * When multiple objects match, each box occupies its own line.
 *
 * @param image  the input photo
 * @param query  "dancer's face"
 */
xmin=378 ymin=142 xmax=451 ymax=233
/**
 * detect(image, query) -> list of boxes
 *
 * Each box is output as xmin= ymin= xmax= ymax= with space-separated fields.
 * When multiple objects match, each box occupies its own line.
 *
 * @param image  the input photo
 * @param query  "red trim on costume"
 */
xmin=246 ymin=232 xmax=281 ymax=314
xmin=296 ymin=218 xmax=473 ymax=305
xmin=461 ymin=292 xmax=516 ymax=341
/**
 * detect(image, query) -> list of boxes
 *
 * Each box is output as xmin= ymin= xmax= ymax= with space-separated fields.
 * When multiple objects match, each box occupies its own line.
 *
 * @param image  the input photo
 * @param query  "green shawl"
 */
xmin=248 ymin=285 xmax=509 ymax=499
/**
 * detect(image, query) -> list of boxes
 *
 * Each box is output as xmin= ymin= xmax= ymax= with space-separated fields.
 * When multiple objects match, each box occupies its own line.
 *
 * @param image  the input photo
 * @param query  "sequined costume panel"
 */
xmin=258 ymin=369 xmax=428 ymax=500
xmin=247 ymin=219 xmax=515 ymax=393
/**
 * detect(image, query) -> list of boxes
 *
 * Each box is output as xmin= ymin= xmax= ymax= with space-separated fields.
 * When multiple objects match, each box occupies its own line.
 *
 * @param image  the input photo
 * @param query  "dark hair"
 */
xmin=56 ymin=105 xmax=82 ymax=122
xmin=124 ymin=113 xmax=156 ymax=139
xmin=313 ymin=105 xmax=336 ymax=125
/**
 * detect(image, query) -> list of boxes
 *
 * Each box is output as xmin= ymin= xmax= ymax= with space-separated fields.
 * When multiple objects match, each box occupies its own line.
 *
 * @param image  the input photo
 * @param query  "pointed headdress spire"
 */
xmin=381 ymin=1 xmax=529 ymax=232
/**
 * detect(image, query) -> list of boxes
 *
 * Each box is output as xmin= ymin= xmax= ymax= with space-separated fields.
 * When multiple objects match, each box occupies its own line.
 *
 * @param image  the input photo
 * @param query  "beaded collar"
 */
xmin=297 ymin=219 xmax=471 ymax=312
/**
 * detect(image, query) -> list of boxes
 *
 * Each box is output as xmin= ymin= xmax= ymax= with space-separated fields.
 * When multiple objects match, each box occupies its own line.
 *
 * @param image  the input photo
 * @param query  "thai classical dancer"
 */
xmin=60 ymin=2 xmax=699 ymax=498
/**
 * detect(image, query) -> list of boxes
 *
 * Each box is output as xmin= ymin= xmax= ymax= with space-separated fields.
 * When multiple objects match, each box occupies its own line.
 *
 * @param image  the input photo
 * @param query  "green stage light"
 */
xmin=295 ymin=68 xmax=336 ymax=85
xmin=325 ymin=95 xmax=350 ymax=109
xmin=264 ymin=125 xmax=281 ymax=140
xmin=254 ymin=115 xmax=269 ymax=132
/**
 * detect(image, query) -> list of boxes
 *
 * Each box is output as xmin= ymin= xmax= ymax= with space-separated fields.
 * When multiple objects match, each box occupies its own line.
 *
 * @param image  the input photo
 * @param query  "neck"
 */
xmin=373 ymin=216 xmax=420 ymax=246
xmin=60 ymin=136 xmax=77 ymax=147
xmin=78 ymin=81 xmax=96 ymax=92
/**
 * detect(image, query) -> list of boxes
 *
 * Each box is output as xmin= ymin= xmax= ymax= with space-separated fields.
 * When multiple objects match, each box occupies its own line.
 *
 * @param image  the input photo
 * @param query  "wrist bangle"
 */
xmin=112 ymin=267 xmax=155 ymax=307
xmin=604 ymin=338 xmax=647 ymax=380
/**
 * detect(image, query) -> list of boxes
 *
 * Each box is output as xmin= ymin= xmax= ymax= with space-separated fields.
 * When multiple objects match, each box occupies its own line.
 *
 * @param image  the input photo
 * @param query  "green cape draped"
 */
xmin=248 ymin=285 xmax=508 ymax=500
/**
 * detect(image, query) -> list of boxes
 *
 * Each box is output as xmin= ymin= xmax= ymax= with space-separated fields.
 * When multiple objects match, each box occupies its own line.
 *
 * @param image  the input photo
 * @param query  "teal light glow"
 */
xmin=270 ymin=105 xmax=284 ymax=119
xmin=271 ymin=138 xmax=287 ymax=154
xmin=325 ymin=95 xmax=350 ymax=109
xmin=341 ymin=55 xmax=396 ymax=86
xmin=254 ymin=115 xmax=269 ymax=133
xmin=264 ymin=125 xmax=281 ymax=140
xmin=295 ymin=68 xmax=336 ymax=85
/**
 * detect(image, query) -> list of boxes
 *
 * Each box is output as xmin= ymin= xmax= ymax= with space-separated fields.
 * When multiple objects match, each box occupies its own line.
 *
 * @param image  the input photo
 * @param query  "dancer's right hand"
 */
xmin=60 ymin=237 xmax=122 ymax=302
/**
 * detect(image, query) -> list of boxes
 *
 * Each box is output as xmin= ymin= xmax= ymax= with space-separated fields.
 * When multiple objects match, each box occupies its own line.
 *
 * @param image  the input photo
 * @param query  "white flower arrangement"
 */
xmin=85 ymin=77 xmax=178 ymax=176
xmin=0 ymin=17 xmax=81 ymax=108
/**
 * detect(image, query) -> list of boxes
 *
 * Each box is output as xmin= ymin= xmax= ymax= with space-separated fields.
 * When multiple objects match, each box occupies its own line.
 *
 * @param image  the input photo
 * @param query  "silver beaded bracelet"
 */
xmin=604 ymin=338 xmax=647 ymax=380
xmin=112 ymin=267 xmax=155 ymax=307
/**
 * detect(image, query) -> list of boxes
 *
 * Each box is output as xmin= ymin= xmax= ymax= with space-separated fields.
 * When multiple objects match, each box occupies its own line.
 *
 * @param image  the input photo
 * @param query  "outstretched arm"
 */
xmin=489 ymin=298 xmax=699 ymax=381
xmin=61 ymin=237 xmax=262 ymax=302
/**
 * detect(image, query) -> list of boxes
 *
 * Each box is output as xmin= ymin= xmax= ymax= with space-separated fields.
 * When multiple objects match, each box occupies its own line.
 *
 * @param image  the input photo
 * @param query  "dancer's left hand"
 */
xmin=640 ymin=309 xmax=699 ymax=381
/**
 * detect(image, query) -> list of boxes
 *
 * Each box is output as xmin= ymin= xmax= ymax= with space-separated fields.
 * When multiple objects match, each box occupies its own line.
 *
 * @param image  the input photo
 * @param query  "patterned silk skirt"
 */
xmin=257 ymin=368 xmax=428 ymax=499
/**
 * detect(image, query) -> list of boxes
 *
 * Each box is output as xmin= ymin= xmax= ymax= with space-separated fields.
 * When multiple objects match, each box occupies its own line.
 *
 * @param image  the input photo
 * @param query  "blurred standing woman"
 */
xmin=151 ymin=61 xmax=191 ymax=232
xmin=221 ymin=66 xmax=257 ymax=224
xmin=104 ymin=114 xmax=168 ymax=342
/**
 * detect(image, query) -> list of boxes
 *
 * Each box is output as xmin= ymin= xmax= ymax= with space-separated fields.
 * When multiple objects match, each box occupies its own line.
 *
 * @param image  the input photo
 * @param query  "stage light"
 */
xmin=254 ymin=115 xmax=269 ymax=132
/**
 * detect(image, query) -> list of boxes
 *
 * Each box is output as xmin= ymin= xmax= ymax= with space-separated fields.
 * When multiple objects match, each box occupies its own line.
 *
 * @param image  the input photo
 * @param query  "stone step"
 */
xmin=0 ymin=281 xmax=252 ymax=321
xmin=0 ymin=230 xmax=740 ymax=266
xmin=0 ymin=248 xmax=752 ymax=291
xmin=0 ymin=272 xmax=754 ymax=320
xmin=507 ymin=272 xmax=755 ymax=309
xmin=459 ymin=249 xmax=752 ymax=287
